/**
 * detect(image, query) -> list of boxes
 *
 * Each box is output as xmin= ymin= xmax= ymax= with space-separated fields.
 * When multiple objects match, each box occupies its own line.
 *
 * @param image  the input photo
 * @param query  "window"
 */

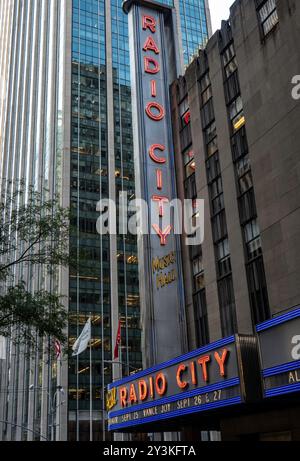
xmin=222 ymin=43 xmax=238 ymax=79
xmin=217 ymin=238 xmax=231 ymax=277
xmin=201 ymin=99 xmax=215 ymax=128
xmin=184 ymin=173 xmax=197 ymax=199
xmin=179 ymin=98 xmax=189 ymax=123
xmin=179 ymin=98 xmax=192 ymax=150
xmin=204 ymin=121 xmax=217 ymax=145
xmin=231 ymin=126 xmax=248 ymax=161
xmin=209 ymin=176 xmax=225 ymax=216
xmin=244 ymin=219 xmax=262 ymax=260
xmin=199 ymin=73 xmax=212 ymax=107
xmin=193 ymin=290 xmax=209 ymax=347
xmin=224 ymin=71 xmax=240 ymax=104
xmin=224 ymin=57 xmax=238 ymax=79
xmin=236 ymin=153 xmax=250 ymax=178
xmin=218 ymin=276 xmax=237 ymax=337
xmin=247 ymin=256 xmax=270 ymax=324
xmin=210 ymin=176 xmax=223 ymax=205
xmin=239 ymin=188 xmax=257 ymax=224
xmin=199 ymin=72 xmax=210 ymax=93
xmin=206 ymin=152 xmax=220 ymax=183
xmin=236 ymin=155 xmax=253 ymax=195
xmin=183 ymin=149 xmax=196 ymax=178
xmin=212 ymin=193 xmax=225 ymax=216
xmin=207 ymin=136 xmax=218 ymax=158
xmin=192 ymin=255 xmax=204 ymax=292
xmin=229 ymin=96 xmax=245 ymax=132
xmin=257 ymin=0 xmax=278 ymax=37
xmin=212 ymin=209 xmax=227 ymax=243
xmin=222 ymin=43 xmax=235 ymax=68
xmin=201 ymin=85 xmax=212 ymax=106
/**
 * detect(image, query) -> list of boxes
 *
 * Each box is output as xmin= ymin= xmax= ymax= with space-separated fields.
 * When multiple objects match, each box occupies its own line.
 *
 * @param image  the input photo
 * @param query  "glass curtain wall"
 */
xmin=69 ymin=0 xmax=109 ymax=442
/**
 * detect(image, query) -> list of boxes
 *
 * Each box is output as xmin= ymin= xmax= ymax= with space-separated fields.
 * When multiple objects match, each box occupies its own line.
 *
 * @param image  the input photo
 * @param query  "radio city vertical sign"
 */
xmin=123 ymin=0 xmax=187 ymax=365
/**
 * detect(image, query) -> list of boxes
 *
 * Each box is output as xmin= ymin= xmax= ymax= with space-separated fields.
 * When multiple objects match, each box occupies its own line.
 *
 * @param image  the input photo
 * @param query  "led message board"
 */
xmin=257 ymin=307 xmax=300 ymax=398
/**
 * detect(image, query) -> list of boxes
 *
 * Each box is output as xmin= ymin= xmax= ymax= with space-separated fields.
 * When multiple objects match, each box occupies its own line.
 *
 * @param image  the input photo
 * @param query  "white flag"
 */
xmin=72 ymin=318 xmax=91 ymax=356
xmin=0 ymin=336 xmax=6 ymax=360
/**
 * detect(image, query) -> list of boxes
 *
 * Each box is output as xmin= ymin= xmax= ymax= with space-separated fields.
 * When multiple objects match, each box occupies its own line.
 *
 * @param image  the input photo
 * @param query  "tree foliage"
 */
xmin=0 ymin=182 xmax=71 ymax=351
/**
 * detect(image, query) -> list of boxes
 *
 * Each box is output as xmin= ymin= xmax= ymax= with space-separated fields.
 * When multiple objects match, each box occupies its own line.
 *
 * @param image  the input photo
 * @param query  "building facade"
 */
xmin=169 ymin=0 xmax=300 ymax=440
xmin=0 ymin=0 xmax=211 ymax=441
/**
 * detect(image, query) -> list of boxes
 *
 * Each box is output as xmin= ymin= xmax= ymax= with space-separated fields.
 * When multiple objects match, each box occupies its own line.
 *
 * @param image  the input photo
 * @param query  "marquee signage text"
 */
xmin=107 ymin=336 xmax=246 ymax=430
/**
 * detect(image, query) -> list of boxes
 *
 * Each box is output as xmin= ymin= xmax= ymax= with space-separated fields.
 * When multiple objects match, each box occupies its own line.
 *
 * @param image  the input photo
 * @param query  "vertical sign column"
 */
xmin=124 ymin=0 xmax=187 ymax=366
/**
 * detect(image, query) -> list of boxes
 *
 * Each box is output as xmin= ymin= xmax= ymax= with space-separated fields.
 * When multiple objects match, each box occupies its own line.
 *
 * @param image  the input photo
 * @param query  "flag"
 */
xmin=0 ymin=336 xmax=6 ymax=360
xmin=54 ymin=339 xmax=62 ymax=360
xmin=72 ymin=318 xmax=91 ymax=356
xmin=114 ymin=320 xmax=121 ymax=359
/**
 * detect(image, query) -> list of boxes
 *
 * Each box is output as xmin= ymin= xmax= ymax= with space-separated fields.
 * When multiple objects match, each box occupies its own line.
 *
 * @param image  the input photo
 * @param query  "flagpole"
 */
xmin=76 ymin=355 xmax=79 ymax=441
xmin=73 ymin=317 xmax=92 ymax=441
xmin=89 ymin=315 xmax=93 ymax=442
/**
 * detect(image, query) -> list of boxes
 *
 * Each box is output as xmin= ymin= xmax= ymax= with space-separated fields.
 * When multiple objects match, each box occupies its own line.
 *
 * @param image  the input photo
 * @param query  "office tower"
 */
xmin=0 ymin=0 xmax=211 ymax=441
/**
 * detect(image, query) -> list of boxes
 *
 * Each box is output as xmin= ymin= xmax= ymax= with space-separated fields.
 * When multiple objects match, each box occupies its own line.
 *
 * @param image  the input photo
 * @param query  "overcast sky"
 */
xmin=209 ymin=0 xmax=233 ymax=33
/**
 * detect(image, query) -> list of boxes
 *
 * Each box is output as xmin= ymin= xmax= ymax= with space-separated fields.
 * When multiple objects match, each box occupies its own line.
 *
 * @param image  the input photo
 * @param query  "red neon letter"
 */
xmin=176 ymin=364 xmax=188 ymax=389
xmin=144 ymin=56 xmax=160 ymax=74
xmin=120 ymin=387 xmax=127 ymax=408
xmin=143 ymin=36 xmax=160 ymax=54
xmin=155 ymin=373 xmax=167 ymax=396
xmin=149 ymin=376 xmax=154 ymax=398
xmin=138 ymin=380 xmax=148 ymax=401
xmin=145 ymin=101 xmax=165 ymax=121
xmin=190 ymin=361 xmax=197 ymax=385
xmin=149 ymin=144 xmax=166 ymax=164
xmin=129 ymin=384 xmax=138 ymax=404
xmin=156 ymin=169 xmax=163 ymax=190
xmin=142 ymin=15 xmax=156 ymax=33
xmin=214 ymin=349 xmax=229 ymax=377
xmin=151 ymin=80 xmax=157 ymax=97
xmin=152 ymin=224 xmax=172 ymax=246
xmin=198 ymin=355 xmax=211 ymax=382
xmin=152 ymin=195 xmax=169 ymax=217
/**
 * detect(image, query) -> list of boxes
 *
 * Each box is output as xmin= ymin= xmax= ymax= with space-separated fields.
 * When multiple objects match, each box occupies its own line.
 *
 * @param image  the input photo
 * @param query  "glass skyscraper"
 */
xmin=0 ymin=0 xmax=211 ymax=441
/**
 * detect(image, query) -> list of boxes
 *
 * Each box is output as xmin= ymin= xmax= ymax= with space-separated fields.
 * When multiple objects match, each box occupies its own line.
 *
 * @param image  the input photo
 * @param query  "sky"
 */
xmin=209 ymin=0 xmax=233 ymax=33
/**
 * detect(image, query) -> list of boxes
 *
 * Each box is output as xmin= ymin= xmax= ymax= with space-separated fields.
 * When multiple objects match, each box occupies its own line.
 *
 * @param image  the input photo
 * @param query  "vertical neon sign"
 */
xmin=124 ymin=0 xmax=187 ymax=366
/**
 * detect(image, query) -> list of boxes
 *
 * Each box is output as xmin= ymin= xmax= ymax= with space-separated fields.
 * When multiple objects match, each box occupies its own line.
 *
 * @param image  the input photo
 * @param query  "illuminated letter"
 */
xmin=155 ymin=373 xmax=167 ymax=396
xmin=149 ymin=376 xmax=154 ymax=398
xmin=138 ymin=380 xmax=148 ymax=401
xmin=156 ymin=169 xmax=163 ymax=190
xmin=176 ymin=364 xmax=188 ymax=389
xmin=149 ymin=144 xmax=166 ymax=164
xmin=152 ymin=195 xmax=169 ymax=217
xmin=214 ymin=349 xmax=229 ymax=377
xmin=144 ymin=57 xmax=160 ymax=75
xmin=145 ymin=101 xmax=165 ymax=121
xmin=143 ymin=36 xmax=160 ymax=54
xmin=190 ymin=361 xmax=197 ymax=385
xmin=198 ymin=355 xmax=211 ymax=382
xmin=142 ymin=15 xmax=156 ymax=33
xmin=129 ymin=383 xmax=138 ymax=404
xmin=152 ymin=224 xmax=172 ymax=246
xmin=151 ymin=79 xmax=157 ymax=97
xmin=120 ymin=387 xmax=127 ymax=408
